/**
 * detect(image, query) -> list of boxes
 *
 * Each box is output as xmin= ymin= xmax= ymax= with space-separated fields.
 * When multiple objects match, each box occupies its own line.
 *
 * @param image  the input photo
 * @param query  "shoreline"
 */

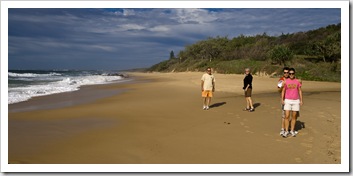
xmin=8 ymin=78 xmax=137 ymax=113
xmin=8 ymin=72 xmax=342 ymax=165
xmin=8 ymin=71 xmax=341 ymax=112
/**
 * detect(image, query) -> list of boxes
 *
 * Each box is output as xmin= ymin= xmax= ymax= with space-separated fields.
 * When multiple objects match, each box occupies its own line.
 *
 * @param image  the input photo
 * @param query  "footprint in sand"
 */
xmin=298 ymin=132 xmax=308 ymax=136
xmin=320 ymin=115 xmax=327 ymax=118
xmin=246 ymin=130 xmax=254 ymax=134
xmin=318 ymin=112 xmax=326 ymax=118
xmin=295 ymin=157 xmax=303 ymax=163
xmin=301 ymin=143 xmax=313 ymax=148
xmin=305 ymin=137 xmax=314 ymax=142
xmin=306 ymin=127 xmax=319 ymax=134
xmin=275 ymin=139 xmax=289 ymax=143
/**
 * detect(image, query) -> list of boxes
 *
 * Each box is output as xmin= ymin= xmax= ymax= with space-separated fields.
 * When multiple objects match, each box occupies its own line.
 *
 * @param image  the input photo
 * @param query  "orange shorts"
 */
xmin=202 ymin=90 xmax=213 ymax=97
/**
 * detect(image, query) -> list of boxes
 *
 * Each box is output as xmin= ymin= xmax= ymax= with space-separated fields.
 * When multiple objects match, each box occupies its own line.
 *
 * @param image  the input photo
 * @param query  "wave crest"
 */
xmin=8 ymin=72 xmax=62 ymax=77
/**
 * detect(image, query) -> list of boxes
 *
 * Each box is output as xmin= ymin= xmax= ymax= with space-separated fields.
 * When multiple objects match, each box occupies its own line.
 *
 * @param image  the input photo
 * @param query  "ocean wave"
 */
xmin=8 ymin=74 xmax=125 ymax=104
xmin=8 ymin=72 xmax=62 ymax=77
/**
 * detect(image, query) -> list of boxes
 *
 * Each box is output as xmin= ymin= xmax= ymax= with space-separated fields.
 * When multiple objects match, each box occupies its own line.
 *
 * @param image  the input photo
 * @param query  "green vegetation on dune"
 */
xmin=148 ymin=23 xmax=341 ymax=82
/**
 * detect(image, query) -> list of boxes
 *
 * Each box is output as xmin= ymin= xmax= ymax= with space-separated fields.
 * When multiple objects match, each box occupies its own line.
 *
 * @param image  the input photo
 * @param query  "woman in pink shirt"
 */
xmin=281 ymin=68 xmax=303 ymax=137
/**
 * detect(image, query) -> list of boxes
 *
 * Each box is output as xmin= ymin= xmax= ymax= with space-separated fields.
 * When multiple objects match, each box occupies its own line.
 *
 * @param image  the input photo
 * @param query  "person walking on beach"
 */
xmin=278 ymin=67 xmax=290 ymax=136
xmin=243 ymin=68 xmax=254 ymax=112
xmin=281 ymin=68 xmax=303 ymax=137
xmin=201 ymin=67 xmax=215 ymax=110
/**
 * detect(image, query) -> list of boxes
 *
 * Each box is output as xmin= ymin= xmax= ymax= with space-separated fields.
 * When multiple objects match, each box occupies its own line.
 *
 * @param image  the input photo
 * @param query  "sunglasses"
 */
xmin=283 ymin=71 xmax=289 ymax=74
xmin=289 ymin=73 xmax=295 ymax=75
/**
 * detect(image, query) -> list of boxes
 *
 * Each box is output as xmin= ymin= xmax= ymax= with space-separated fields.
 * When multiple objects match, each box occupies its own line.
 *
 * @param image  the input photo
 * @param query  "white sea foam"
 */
xmin=8 ymin=74 xmax=124 ymax=104
xmin=8 ymin=72 xmax=62 ymax=77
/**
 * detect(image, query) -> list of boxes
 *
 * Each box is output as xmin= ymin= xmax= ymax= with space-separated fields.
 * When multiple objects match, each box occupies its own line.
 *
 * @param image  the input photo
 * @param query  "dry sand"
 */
xmin=8 ymin=72 xmax=342 ymax=165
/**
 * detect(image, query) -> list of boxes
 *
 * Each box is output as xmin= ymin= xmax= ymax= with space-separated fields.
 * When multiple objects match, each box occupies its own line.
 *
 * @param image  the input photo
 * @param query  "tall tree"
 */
xmin=169 ymin=50 xmax=175 ymax=59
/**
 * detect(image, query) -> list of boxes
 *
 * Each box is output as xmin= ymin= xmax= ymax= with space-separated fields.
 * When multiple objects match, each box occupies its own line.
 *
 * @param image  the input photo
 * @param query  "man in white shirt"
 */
xmin=201 ymin=67 xmax=215 ymax=110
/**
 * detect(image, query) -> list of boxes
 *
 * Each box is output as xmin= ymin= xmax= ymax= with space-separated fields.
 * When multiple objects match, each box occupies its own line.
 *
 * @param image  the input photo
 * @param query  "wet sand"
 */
xmin=8 ymin=72 xmax=342 ymax=165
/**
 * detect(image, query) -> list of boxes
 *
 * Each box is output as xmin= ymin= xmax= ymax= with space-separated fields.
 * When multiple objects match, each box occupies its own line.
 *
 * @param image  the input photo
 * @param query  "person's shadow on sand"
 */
xmin=295 ymin=120 xmax=305 ymax=131
xmin=253 ymin=103 xmax=261 ymax=109
xmin=209 ymin=102 xmax=226 ymax=108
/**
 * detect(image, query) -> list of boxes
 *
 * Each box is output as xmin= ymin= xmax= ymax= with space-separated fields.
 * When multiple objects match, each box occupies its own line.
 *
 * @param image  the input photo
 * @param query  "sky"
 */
xmin=8 ymin=7 xmax=341 ymax=71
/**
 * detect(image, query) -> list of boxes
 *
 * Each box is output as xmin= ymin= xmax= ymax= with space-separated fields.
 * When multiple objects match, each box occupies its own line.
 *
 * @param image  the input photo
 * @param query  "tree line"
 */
xmin=149 ymin=23 xmax=341 ymax=82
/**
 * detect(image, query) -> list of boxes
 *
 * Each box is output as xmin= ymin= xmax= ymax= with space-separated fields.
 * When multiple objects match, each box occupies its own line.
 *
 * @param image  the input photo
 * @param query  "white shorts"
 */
xmin=284 ymin=99 xmax=300 ymax=111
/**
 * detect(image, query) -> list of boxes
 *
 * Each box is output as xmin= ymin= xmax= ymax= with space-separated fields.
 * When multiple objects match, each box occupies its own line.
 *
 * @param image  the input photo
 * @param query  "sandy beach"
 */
xmin=8 ymin=72 xmax=342 ymax=165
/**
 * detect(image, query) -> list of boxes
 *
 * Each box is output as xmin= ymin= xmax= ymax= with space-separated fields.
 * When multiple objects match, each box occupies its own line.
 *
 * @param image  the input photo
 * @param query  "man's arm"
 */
xmin=281 ymin=84 xmax=286 ymax=105
xmin=278 ymin=87 xmax=283 ymax=93
xmin=201 ymin=80 xmax=204 ymax=92
xmin=277 ymin=79 xmax=286 ymax=93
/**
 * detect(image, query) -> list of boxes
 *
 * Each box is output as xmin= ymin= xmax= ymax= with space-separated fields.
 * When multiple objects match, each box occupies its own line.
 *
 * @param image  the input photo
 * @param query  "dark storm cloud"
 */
xmin=8 ymin=8 xmax=341 ymax=70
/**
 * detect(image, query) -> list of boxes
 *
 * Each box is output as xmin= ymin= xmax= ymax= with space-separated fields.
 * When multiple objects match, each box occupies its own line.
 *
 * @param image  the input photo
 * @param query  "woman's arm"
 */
xmin=298 ymin=86 xmax=303 ymax=106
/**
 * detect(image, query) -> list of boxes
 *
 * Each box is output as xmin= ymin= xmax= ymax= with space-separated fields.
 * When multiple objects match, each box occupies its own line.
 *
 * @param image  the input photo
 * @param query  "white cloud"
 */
xmin=122 ymin=9 xmax=136 ymax=16
xmin=119 ymin=23 xmax=146 ymax=31
xmin=88 ymin=45 xmax=115 ymax=52
xmin=149 ymin=25 xmax=170 ymax=32
xmin=172 ymin=9 xmax=218 ymax=24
